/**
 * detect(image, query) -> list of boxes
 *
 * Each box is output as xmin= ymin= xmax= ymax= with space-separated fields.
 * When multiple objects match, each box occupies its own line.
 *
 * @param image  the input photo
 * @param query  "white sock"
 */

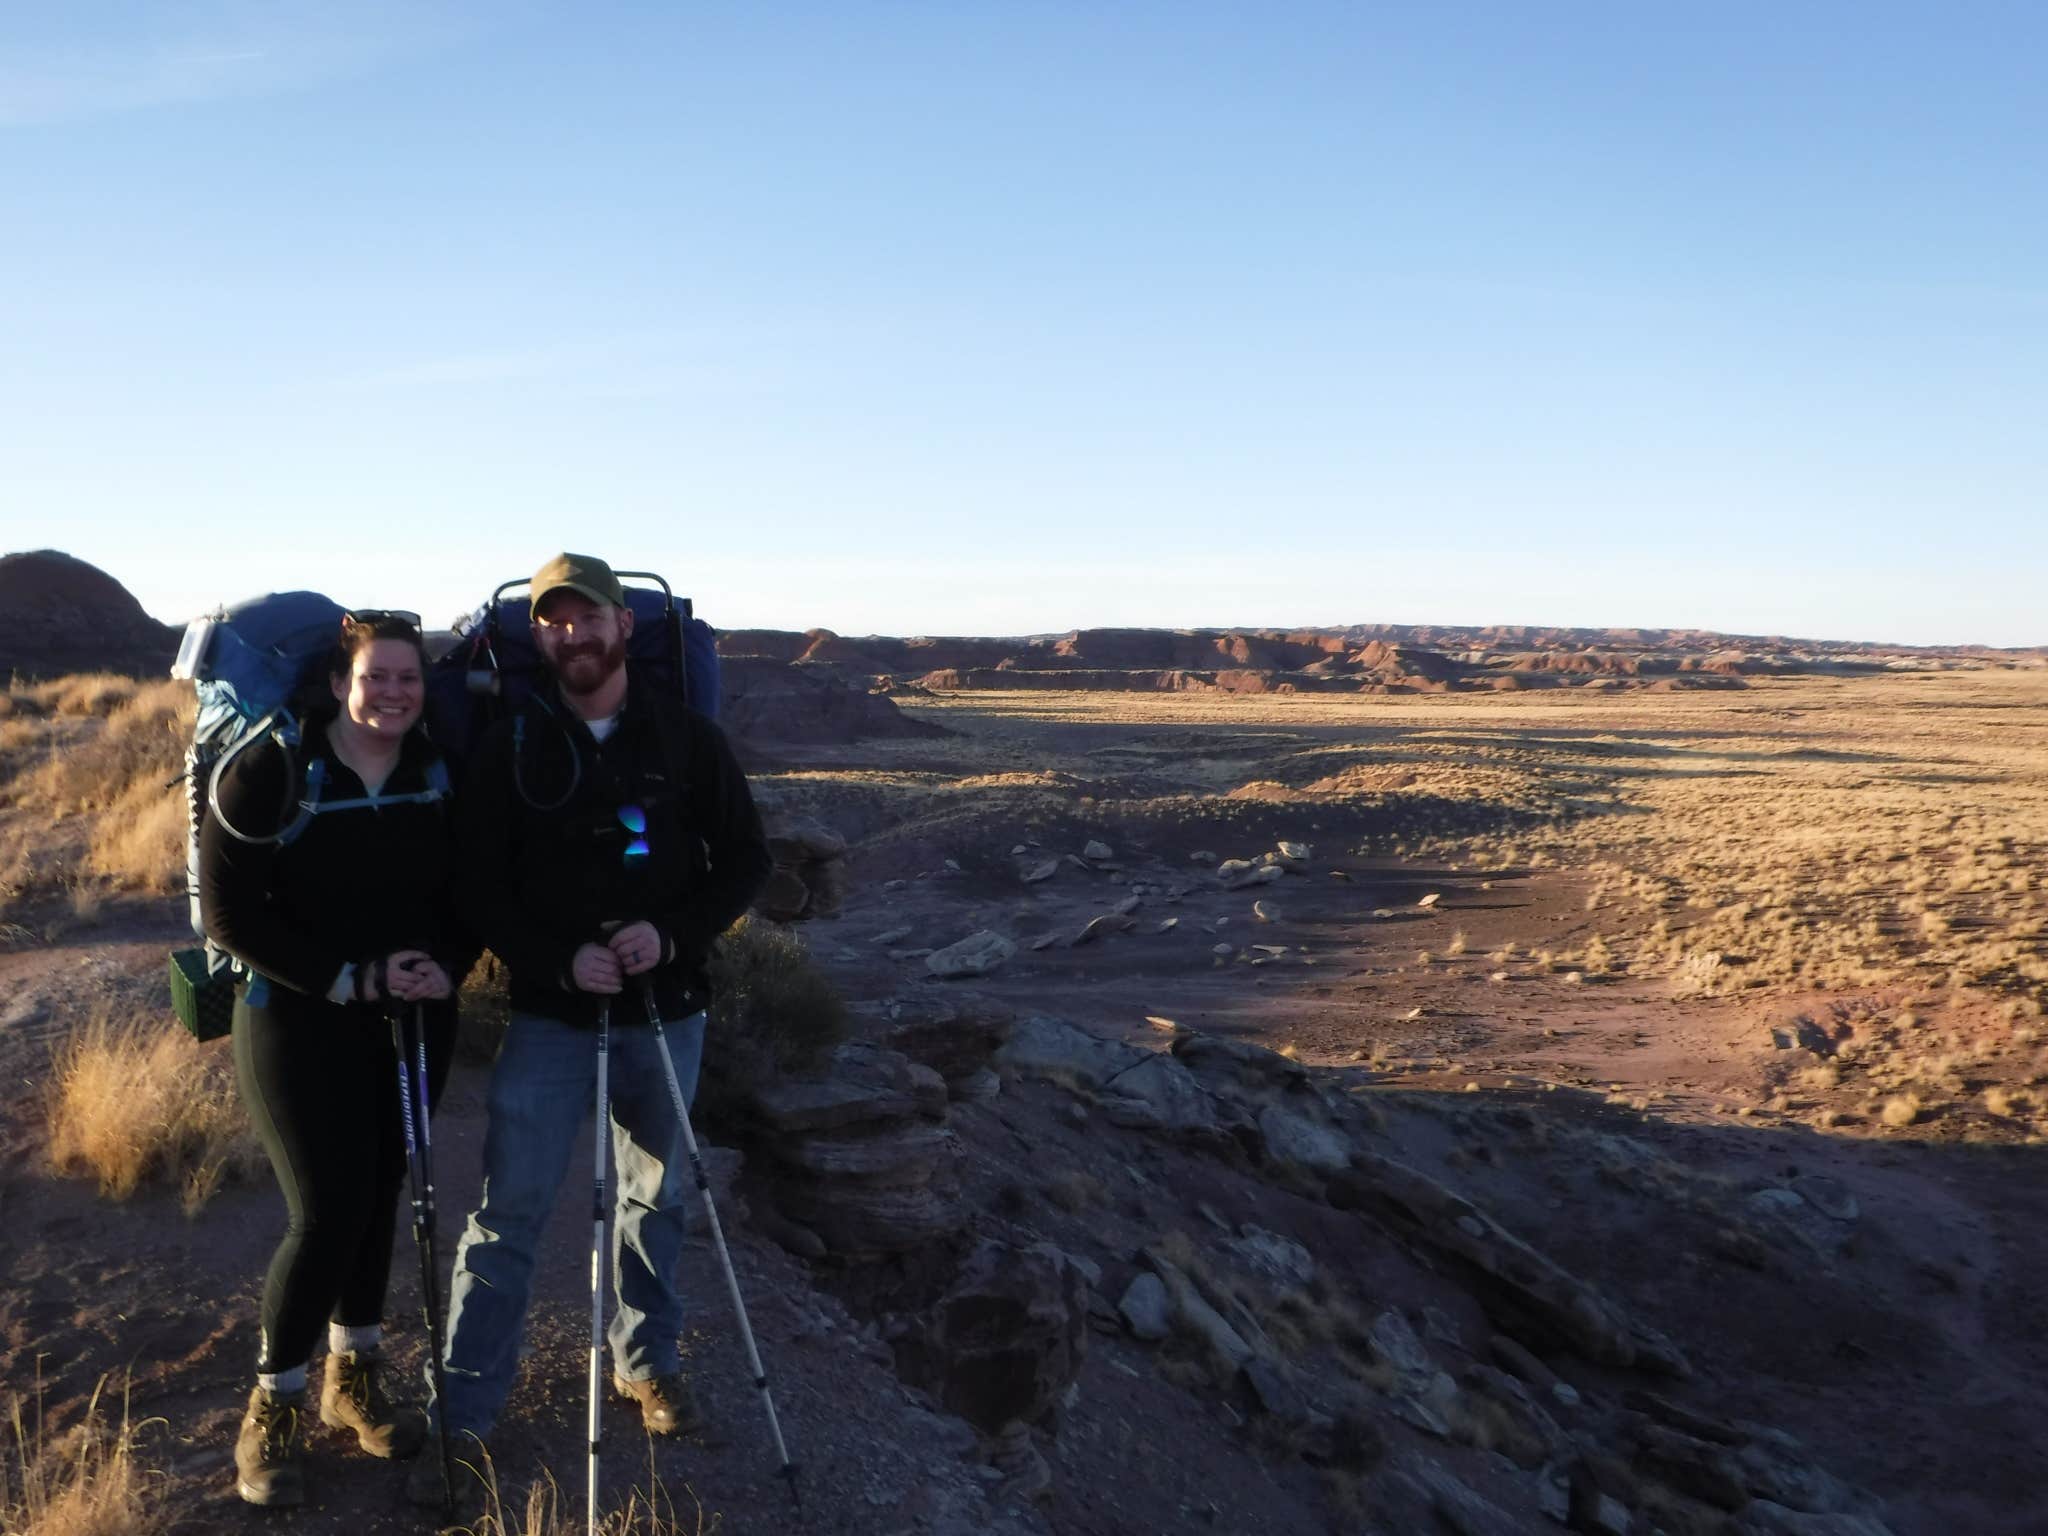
xmin=330 ymin=1321 xmax=381 ymax=1358
xmin=257 ymin=1364 xmax=308 ymax=1396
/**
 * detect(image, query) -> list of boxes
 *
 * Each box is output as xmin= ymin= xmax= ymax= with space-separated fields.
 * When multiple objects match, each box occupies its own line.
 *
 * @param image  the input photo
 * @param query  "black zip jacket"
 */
xmin=453 ymin=680 xmax=770 ymax=1027
xmin=199 ymin=722 xmax=477 ymax=998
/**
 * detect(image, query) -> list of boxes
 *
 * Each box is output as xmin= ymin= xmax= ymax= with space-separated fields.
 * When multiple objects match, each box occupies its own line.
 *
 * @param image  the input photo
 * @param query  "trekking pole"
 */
xmin=639 ymin=982 xmax=801 ymax=1511
xmin=587 ymin=1000 xmax=612 ymax=1536
xmin=391 ymin=1004 xmax=455 ymax=1512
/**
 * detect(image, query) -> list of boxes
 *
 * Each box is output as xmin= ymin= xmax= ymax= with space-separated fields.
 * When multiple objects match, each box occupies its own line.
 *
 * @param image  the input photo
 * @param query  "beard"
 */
xmin=550 ymin=634 xmax=628 ymax=696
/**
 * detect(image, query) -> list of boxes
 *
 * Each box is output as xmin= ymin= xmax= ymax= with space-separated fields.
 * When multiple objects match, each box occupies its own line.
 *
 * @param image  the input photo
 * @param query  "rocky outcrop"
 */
xmin=0 ymin=550 xmax=179 ymax=679
xmin=891 ymin=1239 xmax=1088 ymax=1434
xmin=747 ymin=1042 xmax=965 ymax=1257
xmin=718 ymin=654 xmax=946 ymax=746
xmin=1328 ymin=1151 xmax=1691 ymax=1378
xmin=753 ymin=809 xmax=851 ymax=921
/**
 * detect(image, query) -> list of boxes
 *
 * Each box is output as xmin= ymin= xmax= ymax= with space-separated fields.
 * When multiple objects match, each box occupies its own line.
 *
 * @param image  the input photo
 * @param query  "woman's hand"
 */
xmin=385 ymin=949 xmax=453 ymax=1002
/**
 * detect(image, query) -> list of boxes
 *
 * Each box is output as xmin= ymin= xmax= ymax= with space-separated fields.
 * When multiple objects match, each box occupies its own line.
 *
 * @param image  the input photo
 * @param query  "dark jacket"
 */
xmin=453 ymin=678 xmax=770 ymax=1027
xmin=199 ymin=721 xmax=476 ymax=1000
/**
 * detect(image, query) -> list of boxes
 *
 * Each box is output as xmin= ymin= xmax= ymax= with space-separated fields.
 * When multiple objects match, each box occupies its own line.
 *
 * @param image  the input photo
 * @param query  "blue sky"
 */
xmin=2 ymin=2 xmax=2043 ymax=644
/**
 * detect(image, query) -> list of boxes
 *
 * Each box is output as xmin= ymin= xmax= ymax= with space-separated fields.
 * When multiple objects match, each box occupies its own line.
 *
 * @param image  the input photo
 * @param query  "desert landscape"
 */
xmin=3 ymin=550 xmax=2047 ymax=1536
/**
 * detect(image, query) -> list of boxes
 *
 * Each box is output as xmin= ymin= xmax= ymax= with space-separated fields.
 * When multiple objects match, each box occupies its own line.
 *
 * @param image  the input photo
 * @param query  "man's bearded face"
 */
xmin=533 ymin=592 xmax=631 ymax=696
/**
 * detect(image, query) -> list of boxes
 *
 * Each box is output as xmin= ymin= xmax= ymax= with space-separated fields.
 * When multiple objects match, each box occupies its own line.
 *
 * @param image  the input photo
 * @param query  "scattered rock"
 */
xmin=1072 ymin=912 xmax=1136 ymax=946
xmin=928 ymin=930 xmax=1017 ymax=980
xmin=1144 ymin=1251 xmax=1252 ymax=1369
xmin=1252 ymin=899 xmax=1279 ymax=923
xmin=1189 ymin=849 xmax=1219 ymax=865
xmin=1274 ymin=840 xmax=1312 ymax=870
xmin=1117 ymin=1273 xmax=1171 ymax=1340
xmin=1100 ymin=1052 xmax=1218 ymax=1135
xmin=1792 ymin=1174 xmax=1859 ymax=1222
xmin=1083 ymin=839 xmax=1115 ymax=862
xmin=1021 ymin=858 xmax=1059 ymax=884
xmin=1256 ymin=1105 xmax=1352 ymax=1176
xmin=995 ymin=1016 xmax=1147 ymax=1090
xmin=1418 ymin=892 xmax=1442 ymax=908
xmin=1229 ymin=1225 xmax=1316 ymax=1288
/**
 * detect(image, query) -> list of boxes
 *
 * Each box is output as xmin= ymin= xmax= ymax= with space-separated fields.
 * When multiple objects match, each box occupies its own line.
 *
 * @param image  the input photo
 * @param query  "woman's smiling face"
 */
xmin=332 ymin=637 xmax=424 ymax=737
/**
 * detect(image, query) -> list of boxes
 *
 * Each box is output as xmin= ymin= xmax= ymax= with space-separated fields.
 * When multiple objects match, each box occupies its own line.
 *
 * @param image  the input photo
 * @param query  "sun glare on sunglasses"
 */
xmin=619 ymin=804 xmax=650 ymax=864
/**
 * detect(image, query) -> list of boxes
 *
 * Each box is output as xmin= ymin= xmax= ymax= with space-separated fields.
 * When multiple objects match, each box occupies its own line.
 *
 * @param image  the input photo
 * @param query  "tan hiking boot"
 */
xmin=320 ymin=1350 xmax=427 ymax=1459
xmin=234 ymin=1385 xmax=306 ymax=1507
xmin=613 ymin=1371 xmax=702 ymax=1435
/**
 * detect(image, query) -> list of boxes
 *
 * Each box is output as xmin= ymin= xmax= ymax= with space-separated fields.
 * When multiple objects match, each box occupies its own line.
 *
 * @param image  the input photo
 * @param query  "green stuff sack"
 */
xmin=168 ymin=947 xmax=235 ymax=1041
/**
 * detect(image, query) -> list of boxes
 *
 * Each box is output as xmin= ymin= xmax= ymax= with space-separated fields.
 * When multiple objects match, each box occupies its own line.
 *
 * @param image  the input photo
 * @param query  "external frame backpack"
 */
xmin=166 ymin=591 xmax=449 ymax=1035
xmin=423 ymin=569 xmax=719 ymax=794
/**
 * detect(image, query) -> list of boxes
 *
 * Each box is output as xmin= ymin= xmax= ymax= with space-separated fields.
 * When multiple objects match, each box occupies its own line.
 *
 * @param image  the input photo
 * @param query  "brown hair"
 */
xmin=328 ymin=611 xmax=426 ymax=683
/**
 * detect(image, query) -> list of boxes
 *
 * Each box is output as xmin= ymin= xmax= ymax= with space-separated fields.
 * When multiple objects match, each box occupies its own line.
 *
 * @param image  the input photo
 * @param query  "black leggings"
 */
xmin=232 ymin=986 xmax=455 ymax=1374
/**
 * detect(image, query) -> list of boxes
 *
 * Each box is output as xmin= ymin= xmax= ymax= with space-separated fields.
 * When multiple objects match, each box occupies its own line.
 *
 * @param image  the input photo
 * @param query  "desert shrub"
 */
xmin=46 ymin=1005 xmax=260 ymax=1215
xmin=1 ymin=1375 xmax=166 ymax=1536
xmin=700 ymin=916 xmax=847 ymax=1120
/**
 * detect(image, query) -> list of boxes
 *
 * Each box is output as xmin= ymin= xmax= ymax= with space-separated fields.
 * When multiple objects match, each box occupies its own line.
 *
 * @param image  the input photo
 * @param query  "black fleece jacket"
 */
xmin=453 ymin=680 xmax=770 ymax=1027
xmin=199 ymin=722 xmax=476 ymax=998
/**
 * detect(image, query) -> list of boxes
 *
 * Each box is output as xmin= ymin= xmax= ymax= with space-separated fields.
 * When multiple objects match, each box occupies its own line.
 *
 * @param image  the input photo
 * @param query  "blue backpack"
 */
xmin=424 ymin=570 xmax=720 ymax=788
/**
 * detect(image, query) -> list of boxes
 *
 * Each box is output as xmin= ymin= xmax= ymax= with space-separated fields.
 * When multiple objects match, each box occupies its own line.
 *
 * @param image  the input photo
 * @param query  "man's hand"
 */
xmin=388 ymin=951 xmax=454 ymax=1002
xmin=571 ymin=942 xmax=624 ymax=994
xmin=606 ymin=920 xmax=665 ymax=978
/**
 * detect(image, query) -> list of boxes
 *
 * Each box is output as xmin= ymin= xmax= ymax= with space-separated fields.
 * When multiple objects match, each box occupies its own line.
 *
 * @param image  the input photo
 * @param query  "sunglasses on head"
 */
xmin=618 ymin=804 xmax=650 ymax=865
xmin=343 ymin=609 xmax=423 ymax=633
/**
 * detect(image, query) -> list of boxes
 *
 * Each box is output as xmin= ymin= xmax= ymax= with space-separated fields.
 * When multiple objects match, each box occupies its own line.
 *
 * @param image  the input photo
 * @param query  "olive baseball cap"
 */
xmin=530 ymin=552 xmax=625 ymax=611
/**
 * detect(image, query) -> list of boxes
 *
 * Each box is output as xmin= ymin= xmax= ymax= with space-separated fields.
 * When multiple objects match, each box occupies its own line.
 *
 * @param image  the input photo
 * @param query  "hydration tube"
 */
xmin=511 ymin=710 xmax=581 ymax=813
xmin=206 ymin=714 xmax=302 ymax=845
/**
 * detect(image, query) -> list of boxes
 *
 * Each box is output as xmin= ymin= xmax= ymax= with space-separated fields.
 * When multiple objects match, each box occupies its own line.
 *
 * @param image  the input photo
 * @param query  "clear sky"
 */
xmin=2 ymin=2 xmax=2043 ymax=645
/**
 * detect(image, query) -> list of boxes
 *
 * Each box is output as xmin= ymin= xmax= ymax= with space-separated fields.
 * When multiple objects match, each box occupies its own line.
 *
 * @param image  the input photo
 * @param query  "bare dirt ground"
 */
xmin=5 ymin=668 xmax=2048 ymax=1535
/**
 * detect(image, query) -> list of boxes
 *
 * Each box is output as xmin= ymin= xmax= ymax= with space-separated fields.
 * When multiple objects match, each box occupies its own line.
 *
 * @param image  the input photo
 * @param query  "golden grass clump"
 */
xmin=457 ymin=1442 xmax=719 ymax=1535
xmin=46 ymin=1005 xmax=260 ymax=1215
xmin=14 ymin=681 xmax=192 ymax=894
xmin=12 ymin=673 xmax=143 ymax=719
xmin=1 ymin=1375 xmax=165 ymax=1536
xmin=23 ymin=679 xmax=190 ymax=814
xmin=1879 ymin=1093 xmax=1924 ymax=1128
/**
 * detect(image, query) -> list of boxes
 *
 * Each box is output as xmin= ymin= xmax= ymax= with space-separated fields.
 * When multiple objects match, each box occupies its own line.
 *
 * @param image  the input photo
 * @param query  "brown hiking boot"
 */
xmin=613 ymin=1371 xmax=702 ymax=1435
xmin=234 ymin=1385 xmax=306 ymax=1507
xmin=404 ymin=1430 xmax=488 ymax=1513
xmin=320 ymin=1351 xmax=427 ymax=1459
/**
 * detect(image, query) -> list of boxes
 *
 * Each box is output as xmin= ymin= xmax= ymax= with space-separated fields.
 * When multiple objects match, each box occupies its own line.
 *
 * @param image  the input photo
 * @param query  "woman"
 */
xmin=200 ymin=610 xmax=473 ymax=1509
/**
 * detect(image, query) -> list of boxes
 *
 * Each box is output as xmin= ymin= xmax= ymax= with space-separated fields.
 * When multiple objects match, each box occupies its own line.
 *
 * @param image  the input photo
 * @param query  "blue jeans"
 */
xmin=437 ymin=1007 xmax=705 ymax=1439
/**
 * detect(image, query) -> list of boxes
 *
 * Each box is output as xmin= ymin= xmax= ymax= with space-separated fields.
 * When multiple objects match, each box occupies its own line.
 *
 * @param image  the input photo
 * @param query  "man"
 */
xmin=410 ymin=553 xmax=770 ymax=1503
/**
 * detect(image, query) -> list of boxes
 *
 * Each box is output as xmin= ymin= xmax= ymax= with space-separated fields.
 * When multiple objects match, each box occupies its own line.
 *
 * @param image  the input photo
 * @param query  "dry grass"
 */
xmin=46 ymin=1005 xmax=261 ymax=1215
xmin=10 ymin=674 xmax=143 ymax=719
xmin=455 ymin=1441 xmax=720 ymax=1535
xmin=11 ymin=680 xmax=191 ymax=894
xmin=1 ymin=1374 xmax=166 ymax=1536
